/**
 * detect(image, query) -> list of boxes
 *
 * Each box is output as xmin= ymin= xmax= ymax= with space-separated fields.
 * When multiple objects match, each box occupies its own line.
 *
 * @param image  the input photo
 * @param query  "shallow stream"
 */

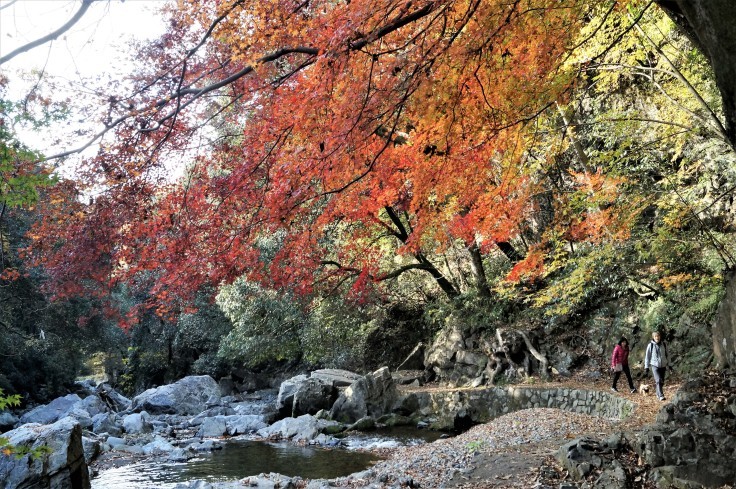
xmin=91 ymin=428 xmax=445 ymax=488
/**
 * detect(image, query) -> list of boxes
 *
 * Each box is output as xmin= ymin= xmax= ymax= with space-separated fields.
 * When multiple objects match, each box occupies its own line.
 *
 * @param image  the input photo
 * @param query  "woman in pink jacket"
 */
xmin=611 ymin=337 xmax=636 ymax=393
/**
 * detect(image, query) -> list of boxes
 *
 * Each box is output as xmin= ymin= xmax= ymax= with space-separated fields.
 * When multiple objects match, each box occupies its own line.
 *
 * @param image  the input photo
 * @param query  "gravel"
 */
xmin=342 ymin=408 xmax=620 ymax=488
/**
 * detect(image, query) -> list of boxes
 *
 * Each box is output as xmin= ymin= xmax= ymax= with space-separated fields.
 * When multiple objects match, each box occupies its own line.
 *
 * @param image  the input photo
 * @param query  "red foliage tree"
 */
xmin=27 ymin=0 xmax=627 ymax=314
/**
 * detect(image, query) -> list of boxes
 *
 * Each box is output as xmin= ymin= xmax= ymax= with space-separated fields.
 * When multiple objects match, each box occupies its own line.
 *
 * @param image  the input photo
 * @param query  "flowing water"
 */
xmin=342 ymin=426 xmax=446 ymax=449
xmin=91 ymin=426 xmax=447 ymax=489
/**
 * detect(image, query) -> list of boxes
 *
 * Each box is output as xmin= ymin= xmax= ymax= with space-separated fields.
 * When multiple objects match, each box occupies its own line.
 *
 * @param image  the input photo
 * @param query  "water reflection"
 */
xmin=92 ymin=440 xmax=381 ymax=489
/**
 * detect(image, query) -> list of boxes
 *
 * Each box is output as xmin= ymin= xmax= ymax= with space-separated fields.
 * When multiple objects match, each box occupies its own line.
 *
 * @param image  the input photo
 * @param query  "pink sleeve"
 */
xmin=611 ymin=345 xmax=620 ymax=366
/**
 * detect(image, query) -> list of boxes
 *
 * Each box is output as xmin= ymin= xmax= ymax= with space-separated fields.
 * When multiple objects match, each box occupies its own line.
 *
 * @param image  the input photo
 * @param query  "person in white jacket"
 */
xmin=644 ymin=331 xmax=668 ymax=401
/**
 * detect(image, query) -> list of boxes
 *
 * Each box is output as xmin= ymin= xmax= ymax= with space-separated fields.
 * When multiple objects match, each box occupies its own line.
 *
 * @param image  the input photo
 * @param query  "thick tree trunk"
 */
xmin=657 ymin=1 xmax=736 ymax=148
xmin=556 ymin=103 xmax=590 ymax=170
xmin=495 ymin=328 xmax=528 ymax=381
xmin=485 ymin=352 xmax=506 ymax=386
xmin=480 ymin=329 xmax=550 ymax=385
xmin=468 ymin=242 xmax=491 ymax=298
xmin=415 ymin=253 xmax=460 ymax=299
xmin=496 ymin=241 xmax=523 ymax=263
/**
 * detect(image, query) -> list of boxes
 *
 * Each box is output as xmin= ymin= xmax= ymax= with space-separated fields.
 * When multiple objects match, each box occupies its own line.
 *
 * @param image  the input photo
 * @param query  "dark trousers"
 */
xmin=652 ymin=366 xmax=666 ymax=398
xmin=612 ymin=364 xmax=635 ymax=390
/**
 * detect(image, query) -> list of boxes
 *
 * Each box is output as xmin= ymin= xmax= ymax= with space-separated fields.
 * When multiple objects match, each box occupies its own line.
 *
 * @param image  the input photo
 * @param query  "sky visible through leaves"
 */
xmin=0 ymin=0 xmax=167 ymax=159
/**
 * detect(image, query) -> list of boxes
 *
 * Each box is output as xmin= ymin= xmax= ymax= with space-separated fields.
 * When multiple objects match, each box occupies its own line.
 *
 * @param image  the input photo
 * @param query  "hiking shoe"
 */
xmin=630 ymin=388 xmax=636 ymax=393
xmin=659 ymin=396 xmax=666 ymax=401
xmin=611 ymin=387 xmax=618 ymax=392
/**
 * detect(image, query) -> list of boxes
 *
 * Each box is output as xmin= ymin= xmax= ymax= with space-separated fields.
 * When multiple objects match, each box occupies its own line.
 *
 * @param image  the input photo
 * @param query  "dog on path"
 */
xmin=639 ymin=384 xmax=650 ymax=395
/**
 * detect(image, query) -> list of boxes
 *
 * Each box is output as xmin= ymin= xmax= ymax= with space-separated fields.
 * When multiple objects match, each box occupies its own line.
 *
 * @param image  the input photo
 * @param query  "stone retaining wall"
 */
xmin=403 ymin=386 xmax=635 ymax=430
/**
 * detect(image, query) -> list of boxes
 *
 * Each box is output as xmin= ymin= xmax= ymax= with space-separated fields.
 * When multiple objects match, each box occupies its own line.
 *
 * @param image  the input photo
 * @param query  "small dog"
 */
xmin=639 ymin=384 xmax=650 ymax=395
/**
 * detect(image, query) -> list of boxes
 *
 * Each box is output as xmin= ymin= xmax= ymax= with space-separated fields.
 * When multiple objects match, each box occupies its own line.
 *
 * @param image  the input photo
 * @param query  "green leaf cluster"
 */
xmin=492 ymin=2 xmax=736 ymax=328
xmin=0 ymin=388 xmax=20 ymax=410
xmin=0 ymin=388 xmax=51 ymax=460
xmin=216 ymin=278 xmax=307 ymax=367
xmin=0 ymin=100 xmax=55 ymax=211
xmin=216 ymin=278 xmax=378 ymax=369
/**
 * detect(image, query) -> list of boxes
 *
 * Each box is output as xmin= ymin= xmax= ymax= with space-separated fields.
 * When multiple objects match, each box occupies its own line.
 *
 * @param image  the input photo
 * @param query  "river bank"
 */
xmin=238 ymin=380 xmax=670 ymax=488
xmin=3 ymin=368 xmax=735 ymax=489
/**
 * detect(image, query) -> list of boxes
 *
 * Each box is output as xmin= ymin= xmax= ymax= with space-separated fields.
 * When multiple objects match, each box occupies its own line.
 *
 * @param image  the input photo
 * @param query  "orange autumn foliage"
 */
xmin=564 ymin=171 xmax=639 ymax=244
xmin=506 ymin=245 xmax=546 ymax=283
xmin=26 ymin=0 xmax=626 ymax=313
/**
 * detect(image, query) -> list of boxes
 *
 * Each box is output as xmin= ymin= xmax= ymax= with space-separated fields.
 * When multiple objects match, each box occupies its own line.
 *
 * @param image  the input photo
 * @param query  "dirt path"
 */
xmin=446 ymin=443 xmax=560 ymax=488
xmin=365 ymin=380 xmax=679 ymax=488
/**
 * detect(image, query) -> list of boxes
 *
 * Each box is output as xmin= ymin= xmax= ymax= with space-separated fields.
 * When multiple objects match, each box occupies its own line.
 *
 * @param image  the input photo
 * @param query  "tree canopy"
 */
xmin=22 ymin=2 xmax=606 ymax=309
xmin=0 ymin=0 xmax=732 ymax=337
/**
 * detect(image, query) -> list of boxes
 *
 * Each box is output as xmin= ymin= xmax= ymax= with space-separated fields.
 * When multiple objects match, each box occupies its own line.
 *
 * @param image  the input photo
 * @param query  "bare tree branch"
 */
xmin=630 ymin=14 xmax=730 ymax=144
xmin=0 ymin=0 xmax=97 ymax=66
xmin=40 ymin=2 xmax=442 ymax=163
xmin=186 ymin=0 xmax=245 ymax=57
xmin=320 ymin=259 xmax=436 ymax=282
xmin=0 ymin=0 xmax=20 ymax=12
xmin=349 ymin=2 xmax=440 ymax=50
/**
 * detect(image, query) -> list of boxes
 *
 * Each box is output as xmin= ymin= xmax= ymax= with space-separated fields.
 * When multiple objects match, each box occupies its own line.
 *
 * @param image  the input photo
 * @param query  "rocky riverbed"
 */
xmin=1 ymin=368 xmax=735 ymax=488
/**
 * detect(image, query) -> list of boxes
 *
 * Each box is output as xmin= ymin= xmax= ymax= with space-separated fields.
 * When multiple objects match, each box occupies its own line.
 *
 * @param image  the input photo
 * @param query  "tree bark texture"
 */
xmin=468 ymin=242 xmax=492 ymax=298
